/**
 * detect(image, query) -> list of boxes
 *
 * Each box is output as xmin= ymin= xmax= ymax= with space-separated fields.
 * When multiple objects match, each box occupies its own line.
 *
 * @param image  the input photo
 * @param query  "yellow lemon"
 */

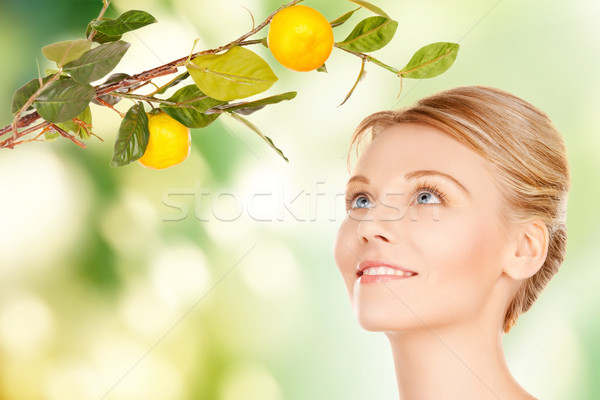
xmin=268 ymin=5 xmax=334 ymax=72
xmin=138 ymin=111 xmax=191 ymax=169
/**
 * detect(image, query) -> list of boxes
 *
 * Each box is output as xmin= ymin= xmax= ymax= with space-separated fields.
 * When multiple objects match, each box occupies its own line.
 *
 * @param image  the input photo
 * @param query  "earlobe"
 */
xmin=503 ymin=220 xmax=549 ymax=280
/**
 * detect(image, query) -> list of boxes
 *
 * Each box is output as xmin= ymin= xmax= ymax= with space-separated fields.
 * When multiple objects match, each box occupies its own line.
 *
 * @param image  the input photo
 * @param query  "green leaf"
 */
xmin=90 ymin=10 xmax=157 ymax=36
xmin=57 ymin=105 xmax=92 ymax=139
xmin=400 ymin=42 xmax=460 ymax=79
xmin=336 ymin=16 xmax=398 ymax=53
xmin=316 ymin=64 xmax=328 ymax=73
xmin=330 ymin=7 xmax=361 ymax=28
xmin=32 ymin=78 xmax=95 ymax=123
xmin=228 ymin=112 xmax=288 ymax=162
xmin=160 ymin=85 xmax=226 ymax=128
xmin=186 ymin=46 xmax=278 ymax=101
xmin=155 ymin=71 xmax=190 ymax=95
xmin=42 ymin=39 xmax=92 ymax=67
xmin=11 ymin=75 xmax=53 ymax=114
xmin=44 ymin=129 xmax=60 ymax=141
xmin=56 ymin=119 xmax=78 ymax=137
xmin=64 ymin=40 xmax=130 ymax=83
xmin=210 ymin=91 xmax=297 ymax=115
xmin=111 ymin=102 xmax=149 ymax=167
xmin=86 ymin=21 xmax=122 ymax=44
xmin=348 ymin=0 xmax=390 ymax=18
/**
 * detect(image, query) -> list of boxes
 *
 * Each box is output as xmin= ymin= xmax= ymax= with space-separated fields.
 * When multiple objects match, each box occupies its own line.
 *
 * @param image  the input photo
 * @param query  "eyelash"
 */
xmin=413 ymin=182 xmax=447 ymax=205
xmin=344 ymin=181 xmax=447 ymax=210
xmin=344 ymin=188 xmax=369 ymax=210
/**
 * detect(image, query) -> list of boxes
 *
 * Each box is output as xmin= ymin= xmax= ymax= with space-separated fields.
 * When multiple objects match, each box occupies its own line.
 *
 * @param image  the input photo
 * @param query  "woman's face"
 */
xmin=334 ymin=123 xmax=513 ymax=332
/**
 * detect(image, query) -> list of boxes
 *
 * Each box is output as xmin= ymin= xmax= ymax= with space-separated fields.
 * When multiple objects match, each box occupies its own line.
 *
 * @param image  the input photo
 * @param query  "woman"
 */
xmin=333 ymin=86 xmax=570 ymax=400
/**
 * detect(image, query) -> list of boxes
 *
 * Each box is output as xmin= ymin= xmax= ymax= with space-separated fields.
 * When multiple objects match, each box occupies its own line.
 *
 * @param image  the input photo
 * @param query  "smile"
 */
xmin=361 ymin=266 xmax=416 ymax=277
xmin=356 ymin=260 xmax=418 ymax=284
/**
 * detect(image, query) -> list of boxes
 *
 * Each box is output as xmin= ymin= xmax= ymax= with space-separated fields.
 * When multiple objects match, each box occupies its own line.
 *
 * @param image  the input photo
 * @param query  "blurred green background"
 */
xmin=0 ymin=0 xmax=598 ymax=399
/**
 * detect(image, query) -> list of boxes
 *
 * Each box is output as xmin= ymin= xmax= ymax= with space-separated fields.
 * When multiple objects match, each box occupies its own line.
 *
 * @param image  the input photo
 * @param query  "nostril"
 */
xmin=360 ymin=234 xmax=389 ymax=243
xmin=375 ymin=234 xmax=389 ymax=242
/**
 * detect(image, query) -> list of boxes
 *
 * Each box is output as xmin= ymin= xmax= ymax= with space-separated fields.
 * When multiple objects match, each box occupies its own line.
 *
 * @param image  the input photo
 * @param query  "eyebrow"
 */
xmin=345 ymin=175 xmax=370 ymax=186
xmin=405 ymin=170 xmax=471 ymax=197
xmin=346 ymin=170 xmax=470 ymax=197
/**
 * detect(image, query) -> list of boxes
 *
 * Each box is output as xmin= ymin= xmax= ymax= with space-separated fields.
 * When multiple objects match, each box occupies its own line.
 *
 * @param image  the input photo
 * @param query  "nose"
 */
xmin=355 ymin=206 xmax=399 ymax=244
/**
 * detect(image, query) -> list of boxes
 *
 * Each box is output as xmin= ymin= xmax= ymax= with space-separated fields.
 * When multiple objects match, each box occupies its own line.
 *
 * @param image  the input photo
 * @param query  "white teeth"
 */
xmin=362 ymin=266 xmax=414 ymax=276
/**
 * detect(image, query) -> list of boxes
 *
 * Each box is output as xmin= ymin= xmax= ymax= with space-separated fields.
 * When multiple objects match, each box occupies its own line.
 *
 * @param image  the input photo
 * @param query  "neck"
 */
xmin=385 ymin=322 xmax=536 ymax=400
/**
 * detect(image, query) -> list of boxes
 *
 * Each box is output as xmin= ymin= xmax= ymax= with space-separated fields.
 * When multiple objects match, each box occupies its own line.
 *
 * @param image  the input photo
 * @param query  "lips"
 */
xmin=357 ymin=260 xmax=418 ymax=283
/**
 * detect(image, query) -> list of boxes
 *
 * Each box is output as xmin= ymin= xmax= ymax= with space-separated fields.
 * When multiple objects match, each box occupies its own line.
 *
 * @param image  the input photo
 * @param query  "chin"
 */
xmin=356 ymin=314 xmax=388 ymax=332
xmin=352 ymin=283 xmax=432 ymax=331
xmin=354 ymin=301 xmax=424 ymax=332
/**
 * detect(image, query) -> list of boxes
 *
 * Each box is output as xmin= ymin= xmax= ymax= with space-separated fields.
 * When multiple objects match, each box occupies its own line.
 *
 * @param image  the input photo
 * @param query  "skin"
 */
xmin=334 ymin=123 xmax=546 ymax=400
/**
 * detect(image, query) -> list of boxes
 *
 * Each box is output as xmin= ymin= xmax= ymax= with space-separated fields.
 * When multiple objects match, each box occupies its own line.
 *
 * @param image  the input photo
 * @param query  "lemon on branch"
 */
xmin=138 ymin=111 xmax=191 ymax=169
xmin=267 ymin=5 xmax=334 ymax=72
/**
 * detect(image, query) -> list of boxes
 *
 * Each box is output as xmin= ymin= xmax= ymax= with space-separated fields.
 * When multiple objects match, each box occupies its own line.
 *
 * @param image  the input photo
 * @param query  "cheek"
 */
xmin=417 ymin=208 xmax=504 ymax=292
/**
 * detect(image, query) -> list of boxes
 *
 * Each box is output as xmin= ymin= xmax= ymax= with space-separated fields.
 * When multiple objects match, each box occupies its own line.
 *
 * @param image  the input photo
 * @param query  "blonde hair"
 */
xmin=349 ymin=86 xmax=570 ymax=332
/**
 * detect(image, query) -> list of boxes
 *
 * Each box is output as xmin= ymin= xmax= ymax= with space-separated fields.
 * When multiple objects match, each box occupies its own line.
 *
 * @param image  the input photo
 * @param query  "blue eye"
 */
xmin=414 ymin=183 xmax=445 ymax=205
xmin=353 ymin=195 xmax=372 ymax=209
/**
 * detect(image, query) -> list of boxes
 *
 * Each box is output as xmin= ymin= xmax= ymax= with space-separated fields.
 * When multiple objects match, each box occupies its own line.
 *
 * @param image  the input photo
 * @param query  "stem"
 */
xmin=0 ymin=0 xmax=303 ymax=148
xmin=52 ymin=124 xmax=87 ymax=148
xmin=339 ymin=58 xmax=366 ymax=107
xmin=334 ymin=44 xmax=401 ymax=74
xmin=397 ymin=75 xmax=403 ymax=98
xmin=111 ymin=92 xmax=195 ymax=107
xmin=15 ymin=129 xmax=47 ymax=146
xmin=94 ymin=97 xmax=125 ymax=117
xmin=238 ymin=39 xmax=265 ymax=46
xmin=146 ymin=72 xmax=186 ymax=97
xmin=88 ymin=0 xmax=111 ymax=41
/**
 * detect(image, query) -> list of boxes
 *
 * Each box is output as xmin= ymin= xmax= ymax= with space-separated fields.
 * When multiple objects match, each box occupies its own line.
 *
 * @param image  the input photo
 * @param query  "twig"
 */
xmin=90 ymin=132 xmax=104 ymax=141
xmin=111 ymin=92 xmax=196 ymax=107
xmin=88 ymin=0 xmax=111 ymax=42
xmin=10 ymin=129 xmax=47 ymax=146
xmin=334 ymin=44 xmax=401 ymax=74
xmin=146 ymin=72 xmax=185 ymax=97
xmin=0 ymin=120 xmax=50 ymax=149
xmin=94 ymin=97 xmax=125 ymax=117
xmin=52 ymin=124 xmax=87 ymax=149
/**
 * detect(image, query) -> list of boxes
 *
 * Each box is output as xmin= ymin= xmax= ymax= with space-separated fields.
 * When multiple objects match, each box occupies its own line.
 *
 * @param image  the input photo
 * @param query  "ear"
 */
xmin=503 ymin=220 xmax=549 ymax=280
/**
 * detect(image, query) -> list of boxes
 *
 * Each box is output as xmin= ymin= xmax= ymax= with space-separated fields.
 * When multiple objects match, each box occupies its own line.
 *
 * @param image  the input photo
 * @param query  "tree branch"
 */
xmin=0 ymin=0 xmax=304 ymax=148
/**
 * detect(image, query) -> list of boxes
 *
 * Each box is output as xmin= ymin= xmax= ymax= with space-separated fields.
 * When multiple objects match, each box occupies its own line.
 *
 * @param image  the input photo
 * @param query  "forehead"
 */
xmin=352 ymin=123 xmax=486 ymax=176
